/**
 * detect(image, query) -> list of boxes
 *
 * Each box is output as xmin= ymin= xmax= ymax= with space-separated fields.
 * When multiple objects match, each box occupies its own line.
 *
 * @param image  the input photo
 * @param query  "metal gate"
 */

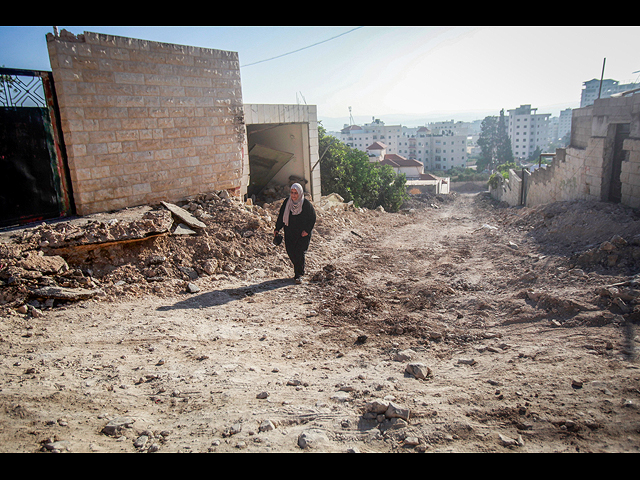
xmin=0 ymin=67 xmax=74 ymax=228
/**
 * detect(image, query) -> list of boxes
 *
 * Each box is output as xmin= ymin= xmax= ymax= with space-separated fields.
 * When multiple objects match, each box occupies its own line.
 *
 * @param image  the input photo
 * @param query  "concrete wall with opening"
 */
xmin=243 ymin=104 xmax=321 ymax=203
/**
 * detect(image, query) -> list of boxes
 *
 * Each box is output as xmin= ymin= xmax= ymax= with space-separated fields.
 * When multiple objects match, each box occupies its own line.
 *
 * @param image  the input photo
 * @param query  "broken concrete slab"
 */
xmin=30 ymin=286 xmax=102 ymax=301
xmin=172 ymin=223 xmax=197 ymax=235
xmin=161 ymin=202 xmax=206 ymax=229
xmin=17 ymin=253 xmax=69 ymax=274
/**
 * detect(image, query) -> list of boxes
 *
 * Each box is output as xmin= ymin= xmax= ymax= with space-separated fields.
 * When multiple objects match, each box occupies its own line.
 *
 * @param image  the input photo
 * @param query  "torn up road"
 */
xmin=0 ymin=190 xmax=639 ymax=453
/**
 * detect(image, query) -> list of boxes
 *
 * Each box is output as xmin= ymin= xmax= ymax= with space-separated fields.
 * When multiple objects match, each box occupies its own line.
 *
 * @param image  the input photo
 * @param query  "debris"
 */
xmin=30 ymin=286 xmax=102 ymax=301
xmin=405 ymin=362 xmax=432 ymax=380
xmin=161 ymin=201 xmax=206 ymax=229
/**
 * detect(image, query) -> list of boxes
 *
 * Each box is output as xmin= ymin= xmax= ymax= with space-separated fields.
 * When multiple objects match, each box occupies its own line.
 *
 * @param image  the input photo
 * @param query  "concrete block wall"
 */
xmin=621 ymin=138 xmax=640 ymax=208
xmin=525 ymin=147 xmax=591 ymax=207
xmin=46 ymin=30 xmax=245 ymax=215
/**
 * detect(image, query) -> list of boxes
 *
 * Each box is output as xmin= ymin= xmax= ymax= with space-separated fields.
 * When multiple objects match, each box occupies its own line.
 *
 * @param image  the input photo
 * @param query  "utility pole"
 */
xmin=598 ymin=58 xmax=606 ymax=100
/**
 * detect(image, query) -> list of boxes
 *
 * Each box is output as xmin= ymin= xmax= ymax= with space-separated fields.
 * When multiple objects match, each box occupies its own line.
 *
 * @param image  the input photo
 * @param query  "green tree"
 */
xmin=318 ymin=124 xmax=407 ymax=212
xmin=476 ymin=109 xmax=513 ymax=172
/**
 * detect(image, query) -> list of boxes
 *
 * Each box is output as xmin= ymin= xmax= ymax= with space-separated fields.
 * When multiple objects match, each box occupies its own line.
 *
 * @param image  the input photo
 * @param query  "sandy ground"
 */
xmin=1 ymin=189 xmax=639 ymax=453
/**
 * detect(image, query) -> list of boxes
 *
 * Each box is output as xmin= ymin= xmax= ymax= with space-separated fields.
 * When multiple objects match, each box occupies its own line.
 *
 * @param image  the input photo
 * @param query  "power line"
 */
xmin=240 ymin=27 xmax=363 ymax=68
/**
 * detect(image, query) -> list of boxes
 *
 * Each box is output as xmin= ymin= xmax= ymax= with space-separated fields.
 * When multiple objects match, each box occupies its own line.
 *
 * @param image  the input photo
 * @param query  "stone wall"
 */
xmin=491 ymin=94 xmax=640 ymax=210
xmin=46 ymin=30 xmax=245 ymax=215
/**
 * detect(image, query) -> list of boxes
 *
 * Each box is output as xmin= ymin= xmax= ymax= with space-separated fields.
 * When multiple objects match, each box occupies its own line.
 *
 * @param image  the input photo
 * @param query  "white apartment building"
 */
xmin=558 ymin=108 xmax=572 ymax=141
xmin=340 ymin=118 xmax=468 ymax=171
xmin=507 ymin=104 xmax=551 ymax=160
xmin=580 ymin=78 xmax=640 ymax=107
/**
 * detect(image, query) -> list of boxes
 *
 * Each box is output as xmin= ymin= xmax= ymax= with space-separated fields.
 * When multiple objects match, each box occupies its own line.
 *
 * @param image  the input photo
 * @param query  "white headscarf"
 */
xmin=283 ymin=183 xmax=304 ymax=226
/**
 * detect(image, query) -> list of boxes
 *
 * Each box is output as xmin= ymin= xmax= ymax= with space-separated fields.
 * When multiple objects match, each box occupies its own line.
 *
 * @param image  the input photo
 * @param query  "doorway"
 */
xmin=607 ymin=123 xmax=630 ymax=204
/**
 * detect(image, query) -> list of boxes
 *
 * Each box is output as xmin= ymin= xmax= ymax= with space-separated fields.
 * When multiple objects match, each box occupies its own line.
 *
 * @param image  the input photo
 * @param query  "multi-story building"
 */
xmin=558 ymin=108 xmax=572 ymax=141
xmin=580 ymin=78 xmax=640 ymax=107
xmin=507 ymin=104 xmax=551 ymax=160
xmin=340 ymin=118 xmax=469 ymax=171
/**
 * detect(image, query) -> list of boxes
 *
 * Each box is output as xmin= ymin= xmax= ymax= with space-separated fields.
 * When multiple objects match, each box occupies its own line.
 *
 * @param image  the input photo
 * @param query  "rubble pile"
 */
xmin=0 ymin=189 xmax=382 ymax=316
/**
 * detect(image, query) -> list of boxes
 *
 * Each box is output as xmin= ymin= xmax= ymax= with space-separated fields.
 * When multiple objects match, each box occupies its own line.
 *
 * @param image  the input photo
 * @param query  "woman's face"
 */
xmin=290 ymin=189 xmax=300 ymax=201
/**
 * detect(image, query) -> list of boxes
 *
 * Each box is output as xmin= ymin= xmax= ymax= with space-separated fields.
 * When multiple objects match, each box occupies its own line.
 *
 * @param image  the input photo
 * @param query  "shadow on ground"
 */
xmin=156 ymin=278 xmax=295 ymax=311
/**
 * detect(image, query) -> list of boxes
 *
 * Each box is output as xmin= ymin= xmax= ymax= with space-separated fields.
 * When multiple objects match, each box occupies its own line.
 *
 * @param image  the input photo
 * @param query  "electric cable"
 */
xmin=240 ymin=27 xmax=363 ymax=68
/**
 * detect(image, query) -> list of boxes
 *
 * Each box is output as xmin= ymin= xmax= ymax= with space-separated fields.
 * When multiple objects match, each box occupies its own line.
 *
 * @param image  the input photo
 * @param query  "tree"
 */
xmin=318 ymin=124 xmax=407 ymax=212
xmin=476 ymin=109 xmax=513 ymax=172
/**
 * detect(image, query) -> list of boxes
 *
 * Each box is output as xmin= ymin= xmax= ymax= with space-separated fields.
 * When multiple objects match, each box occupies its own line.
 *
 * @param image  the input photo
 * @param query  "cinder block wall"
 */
xmin=495 ymin=94 xmax=640 ymax=210
xmin=46 ymin=30 xmax=245 ymax=215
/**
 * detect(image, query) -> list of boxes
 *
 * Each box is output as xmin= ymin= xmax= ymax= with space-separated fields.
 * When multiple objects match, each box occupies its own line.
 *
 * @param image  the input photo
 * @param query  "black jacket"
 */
xmin=275 ymin=197 xmax=316 ymax=241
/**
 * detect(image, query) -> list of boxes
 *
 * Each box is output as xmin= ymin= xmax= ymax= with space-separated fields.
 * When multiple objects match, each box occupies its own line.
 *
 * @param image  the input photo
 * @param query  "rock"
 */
xmin=202 ymin=259 xmax=219 ymax=275
xmin=18 ymin=253 xmax=68 ymax=274
xmin=186 ymin=283 xmax=200 ymax=293
xmin=385 ymin=402 xmax=410 ymax=422
xmin=259 ymin=420 xmax=276 ymax=432
xmin=405 ymin=362 xmax=432 ymax=379
xmin=172 ymin=223 xmax=197 ymax=235
xmin=365 ymin=400 xmax=390 ymax=415
xmin=394 ymin=349 xmax=414 ymax=362
xmin=161 ymin=201 xmax=206 ymax=229
xmin=134 ymin=435 xmax=149 ymax=449
xmin=256 ymin=391 xmax=269 ymax=399
xmin=42 ymin=440 xmax=72 ymax=452
xmin=298 ymin=429 xmax=329 ymax=449
xmin=499 ymin=433 xmax=524 ymax=447
xmin=457 ymin=358 xmax=477 ymax=366
xmin=599 ymin=241 xmax=616 ymax=252
xmin=31 ymin=286 xmax=101 ymax=301
xmin=102 ymin=417 xmax=135 ymax=436
xmin=403 ymin=436 xmax=421 ymax=447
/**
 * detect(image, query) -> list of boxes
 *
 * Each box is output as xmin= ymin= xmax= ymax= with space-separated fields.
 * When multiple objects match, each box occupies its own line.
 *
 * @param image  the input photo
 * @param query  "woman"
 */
xmin=274 ymin=183 xmax=316 ymax=284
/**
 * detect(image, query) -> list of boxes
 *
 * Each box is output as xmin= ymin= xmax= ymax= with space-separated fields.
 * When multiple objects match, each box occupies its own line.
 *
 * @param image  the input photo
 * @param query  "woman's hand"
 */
xmin=301 ymin=231 xmax=308 ymax=237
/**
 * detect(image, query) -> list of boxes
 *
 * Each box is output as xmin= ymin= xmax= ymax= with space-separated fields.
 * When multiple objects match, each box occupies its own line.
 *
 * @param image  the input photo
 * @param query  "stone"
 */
xmin=394 ymin=349 xmax=414 ymax=362
xmin=298 ymin=429 xmax=329 ymax=449
xmin=102 ymin=417 xmax=135 ymax=436
xmin=385 ymin=402 xmax=410 ymax=421
xmin=173 ymin=223 xmax=197 ymax=235
xmin=161 ymin=201 xmax=206 ymax=229
xmin=31 ymin=286 xmax=101 ymax=301
xmin=18 ymin=253 xmax=68 ymax=274
xmin=259 ymin=420 xmax=276 ymax=432
xmin=499 ymin=433 xmax=524 ymax=447
xmin=457 ymin=358 xmax=477 ymax=366
xmin=364 ymin=400 xmax=389 ymax=415
xmin=405 ymin=363 xmax=432 ymax=379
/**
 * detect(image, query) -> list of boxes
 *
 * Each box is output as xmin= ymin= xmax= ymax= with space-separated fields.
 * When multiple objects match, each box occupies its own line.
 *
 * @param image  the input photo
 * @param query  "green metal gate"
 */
xmin=0 ymin=67 xmax=74 ymax=228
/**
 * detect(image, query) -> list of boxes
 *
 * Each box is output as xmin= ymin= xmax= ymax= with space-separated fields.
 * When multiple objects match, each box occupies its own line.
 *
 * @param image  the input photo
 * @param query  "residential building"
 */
xmin=341 ymin=118 xmax=469 ymax=171
xmin=558 ymin=108 xmax=572 ymax=141
xmin=580 ymin=78 xmax=640 ymax=107
xmin=507 ymin=104 xmax=551 ymax=160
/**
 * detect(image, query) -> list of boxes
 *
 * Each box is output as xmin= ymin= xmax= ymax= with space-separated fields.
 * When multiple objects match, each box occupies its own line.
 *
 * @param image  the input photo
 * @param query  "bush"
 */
xmin=318 ymin=125 xmax=408 ymax=212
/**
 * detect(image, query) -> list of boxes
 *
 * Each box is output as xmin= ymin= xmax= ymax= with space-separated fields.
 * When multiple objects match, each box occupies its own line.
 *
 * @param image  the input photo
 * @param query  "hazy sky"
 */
xmin=1 ymin=25 xmax=639 ymax=130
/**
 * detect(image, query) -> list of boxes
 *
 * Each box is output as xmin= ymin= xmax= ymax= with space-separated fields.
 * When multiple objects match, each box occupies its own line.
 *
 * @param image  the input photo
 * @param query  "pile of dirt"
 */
xmin=0 ymin=190 xmax=383 ymax=316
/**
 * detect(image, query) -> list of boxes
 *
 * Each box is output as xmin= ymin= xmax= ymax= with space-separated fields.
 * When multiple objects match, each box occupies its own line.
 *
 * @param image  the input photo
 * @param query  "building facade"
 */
xmin=340 ymin=118 xmax=469 ymax=172
xmin=580 ymin=78 xmax=640 ymax=108
xmin=507 ymin=104 xmax=551 ymax=160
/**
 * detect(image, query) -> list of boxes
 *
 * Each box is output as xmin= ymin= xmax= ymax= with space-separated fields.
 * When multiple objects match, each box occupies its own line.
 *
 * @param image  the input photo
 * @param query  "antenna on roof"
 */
xmin=349 ymin=106 xmax=354 ymax=126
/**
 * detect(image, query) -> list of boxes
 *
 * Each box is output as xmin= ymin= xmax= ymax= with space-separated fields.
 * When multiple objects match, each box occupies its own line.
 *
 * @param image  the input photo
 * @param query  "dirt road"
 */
xmin=1 ymin=191 xmax=639 ymax=452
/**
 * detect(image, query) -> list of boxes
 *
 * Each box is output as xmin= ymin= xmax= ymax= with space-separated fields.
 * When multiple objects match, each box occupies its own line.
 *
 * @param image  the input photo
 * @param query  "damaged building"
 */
xmin=0 ymin=29 xmax=320 ymax=227
xmin=490 ymin=92 xmax=640 ymax=209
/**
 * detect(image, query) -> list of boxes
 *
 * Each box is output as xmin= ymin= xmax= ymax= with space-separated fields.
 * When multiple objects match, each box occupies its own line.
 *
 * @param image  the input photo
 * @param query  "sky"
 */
xmin=1 ymin=25 xmax=639 ymax=131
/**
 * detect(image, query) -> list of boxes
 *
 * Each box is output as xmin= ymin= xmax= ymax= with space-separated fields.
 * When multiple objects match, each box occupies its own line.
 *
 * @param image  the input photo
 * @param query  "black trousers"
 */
xmin=284 ymin=233 xmax=310 ymax=278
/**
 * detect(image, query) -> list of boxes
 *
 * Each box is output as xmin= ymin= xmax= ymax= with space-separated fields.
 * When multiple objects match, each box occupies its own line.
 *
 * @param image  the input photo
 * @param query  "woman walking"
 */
xmin=274 ymin=183 xmax=316 ymax=284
